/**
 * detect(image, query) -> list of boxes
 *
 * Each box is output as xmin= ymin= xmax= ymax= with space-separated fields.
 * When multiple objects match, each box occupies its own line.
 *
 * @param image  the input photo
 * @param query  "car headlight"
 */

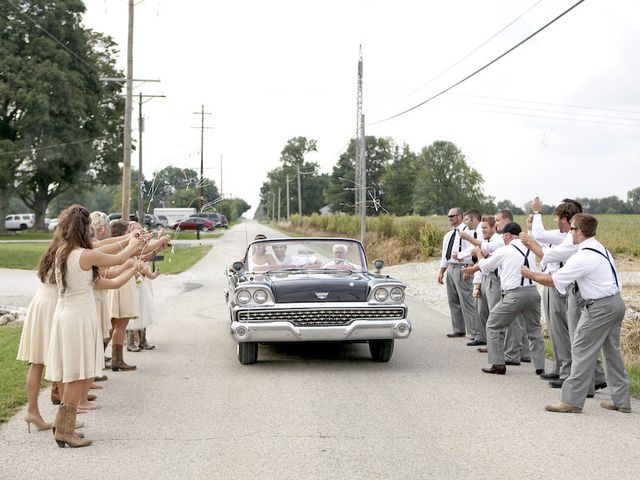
xmin=390 ymin=287 xmax=405 ymax=302
xmin=253 ymin=289 xmax=268 ymax=304
xmin=374 ymin=288 xmax=389 ymax=302
xmin=237 ymin=290 xmax=252 ymax=304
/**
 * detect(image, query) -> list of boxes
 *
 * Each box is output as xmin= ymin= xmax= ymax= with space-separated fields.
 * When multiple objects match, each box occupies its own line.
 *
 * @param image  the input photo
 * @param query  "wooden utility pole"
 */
xmin=297 ymin=166 xmax=302 ymax=226
xmin=121 ymin=0 xmax=134 ymax=219
xmin=277 ymin=187 xmax=281 ymax=223
xmin=191 ymin=106 xmax=212 ymax=239
xmin=286 ymin=174 xmax=290 ymax=222
xmin=355 ymin=45 xmax=366 ymax=243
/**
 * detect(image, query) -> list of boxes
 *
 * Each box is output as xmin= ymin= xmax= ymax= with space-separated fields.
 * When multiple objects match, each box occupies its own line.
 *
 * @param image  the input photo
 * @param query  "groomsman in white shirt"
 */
xmin=475 ymin=222 xmax=546 ymax=375
xmin=522 ymin=213 xmax=630 ymax=413
xmin=437 ymin=208 xmax=476 ymax=338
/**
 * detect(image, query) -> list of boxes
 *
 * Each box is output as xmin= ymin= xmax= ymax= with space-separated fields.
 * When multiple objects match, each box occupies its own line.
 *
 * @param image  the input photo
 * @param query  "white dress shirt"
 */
xmin=440 ymin=224 xmax=473 ymax=268
xmin=531 ymin=213 xmax=565 ymax=245
xmin=478 ymin=238 xmax=538 ymax=291
xmin=552 ymin=237 xmax=621 ymax=299
xmin=458 ymin=224 xmax=483 ymax=263
xmin=481 ymin=232 xmax=504 ymax=256
xmin=541 ymin=232 xmax=578 ymax=270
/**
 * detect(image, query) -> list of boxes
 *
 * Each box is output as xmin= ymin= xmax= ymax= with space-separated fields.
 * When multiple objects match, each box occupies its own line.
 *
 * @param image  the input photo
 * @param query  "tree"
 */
xmin=144 ymin=166 xmax=219 ymax=211
xmin=1 ymin=0 xmax=124 ymax=229
xmin=495 ymin=199 xmax=525 ymax=215
xmin=325 ymin=136 xmax=393 ymax=214
xmin=259 ymin=136 xmax=327 ymax=217
xmin=413 ymin=141 xmax=491 ymax=215
xmin=627 ymin=187 xmax=640 ymax=214
xmin=379 ymin=144 xmax=418 ymax=215
xmin=219 ymin=198 xmax=251 ymax=221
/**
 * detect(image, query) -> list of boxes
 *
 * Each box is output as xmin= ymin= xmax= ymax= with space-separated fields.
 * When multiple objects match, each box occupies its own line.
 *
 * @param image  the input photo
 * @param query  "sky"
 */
xmin=81 ymin=0 xmax=640 ymax=215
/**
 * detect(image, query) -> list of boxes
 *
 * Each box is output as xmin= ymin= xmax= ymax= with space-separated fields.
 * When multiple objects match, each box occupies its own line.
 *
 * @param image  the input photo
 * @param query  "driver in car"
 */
xmin=272 ymin=243 xmax=292 ymax=266
xmin=322 ymin=244 xmax=358 ymax=270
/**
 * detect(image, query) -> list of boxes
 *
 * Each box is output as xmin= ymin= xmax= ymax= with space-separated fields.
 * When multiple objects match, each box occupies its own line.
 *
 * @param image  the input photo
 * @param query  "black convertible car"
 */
xmin=226 ymin=237 xmax=412 ymax=364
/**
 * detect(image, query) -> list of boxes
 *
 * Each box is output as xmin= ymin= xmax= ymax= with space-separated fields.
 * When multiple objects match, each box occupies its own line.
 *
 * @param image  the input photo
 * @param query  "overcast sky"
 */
xmin=81 ymin=0 xmax=640 ymax=215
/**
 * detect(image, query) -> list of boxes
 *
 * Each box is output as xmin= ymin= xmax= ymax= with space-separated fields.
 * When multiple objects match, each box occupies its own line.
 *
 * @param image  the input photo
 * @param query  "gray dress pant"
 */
xmin=561 ymin=294 xmax=630 ymax=409
xmin=567 ymin=284 xmax=607 ymax=392
xmin=476 ymin=273 xmax=501 ymax=342
xmin=486 ymin=286 xmax=545 ymax=370
xmin=543 ymin=286 xmax=571 ymax=378
xmin=445 ymin=264 xmax=476 ymax=336
xmin=504 ymin=316 xmax=531 ymax=362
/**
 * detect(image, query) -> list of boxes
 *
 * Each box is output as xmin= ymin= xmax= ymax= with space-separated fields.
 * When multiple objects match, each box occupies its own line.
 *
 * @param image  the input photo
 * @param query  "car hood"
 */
xmin=268 ymin=272 xmax=369 ymax=302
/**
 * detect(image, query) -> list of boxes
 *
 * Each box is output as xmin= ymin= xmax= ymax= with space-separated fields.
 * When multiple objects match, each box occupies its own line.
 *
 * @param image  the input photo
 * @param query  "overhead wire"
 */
xmin=368 ymin=0 xmax=587 ymax=126
xmin=397 ymin=0 xmax=545 ymax=103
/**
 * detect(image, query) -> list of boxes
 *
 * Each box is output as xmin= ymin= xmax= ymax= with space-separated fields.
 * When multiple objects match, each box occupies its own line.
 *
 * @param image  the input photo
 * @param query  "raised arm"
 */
xmin=80 ymin=235 xmax=145 ymax=270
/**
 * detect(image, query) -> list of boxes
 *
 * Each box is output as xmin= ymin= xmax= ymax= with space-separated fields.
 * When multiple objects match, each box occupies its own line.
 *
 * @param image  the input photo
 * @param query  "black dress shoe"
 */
xmin=505 ymin=361 xmax=521 ymax=366
xmin=466 ymin=340 xmax=487 ymax=346
xmin=536 ymin=369 xmax=545 ymax=375
xmin=540 ymin=372 xmax=560 ymax=380
xmin=595 ymin=382 xmax=607 ymax=390
xmin=482 ymin=364 xmax=506 ymax=375
xmin=587 ymin=393 xmax=595 ymax=398
xmin=549 ymin=379 xmax=565 ymax=388
xmin=521 ymin=358 xmax=531 ymax=363
xmin=446 ymin=332 xmax=466 ymax=338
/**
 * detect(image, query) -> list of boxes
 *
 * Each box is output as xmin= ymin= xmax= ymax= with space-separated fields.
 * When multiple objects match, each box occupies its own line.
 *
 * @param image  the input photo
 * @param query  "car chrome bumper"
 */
xmin=230 ymin=318 xmax=412 ymax=342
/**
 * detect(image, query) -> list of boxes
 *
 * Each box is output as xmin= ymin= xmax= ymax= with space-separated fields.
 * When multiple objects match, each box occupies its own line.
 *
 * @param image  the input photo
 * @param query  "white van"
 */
xmin=153 ymin=208 xmax=196 ymax=226
xmin=5 ymin=214 xmax=35 ymax=231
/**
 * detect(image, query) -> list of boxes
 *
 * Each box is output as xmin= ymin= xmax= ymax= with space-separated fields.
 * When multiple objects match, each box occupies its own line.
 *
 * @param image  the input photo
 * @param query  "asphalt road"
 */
xmin=1 ymin=220 xmax=639 ymax=479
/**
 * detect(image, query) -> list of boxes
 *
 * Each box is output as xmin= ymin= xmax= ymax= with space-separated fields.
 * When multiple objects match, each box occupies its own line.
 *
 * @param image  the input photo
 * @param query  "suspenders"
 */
xmin=582 ymin=247 xmax=620 ymax=289
xmin=511 ymin=244 xmax=533 ymax=286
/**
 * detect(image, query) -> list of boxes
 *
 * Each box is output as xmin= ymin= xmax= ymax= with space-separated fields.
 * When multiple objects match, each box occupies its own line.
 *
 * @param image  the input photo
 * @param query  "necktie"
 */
xmin=445 ymin=228 xmax=457 ymax=260
xmin=471 ymin=231 xmax=478 ymax=263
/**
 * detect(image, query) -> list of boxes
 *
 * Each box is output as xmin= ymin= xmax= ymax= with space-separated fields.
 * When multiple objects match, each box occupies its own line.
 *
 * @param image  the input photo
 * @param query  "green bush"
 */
xmin=420 ymin=223 xmax=442 ymax=258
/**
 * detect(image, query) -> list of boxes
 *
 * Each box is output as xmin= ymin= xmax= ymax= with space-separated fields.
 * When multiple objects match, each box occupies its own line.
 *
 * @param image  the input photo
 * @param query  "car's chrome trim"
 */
xmin=230 ymin=318 xmax=412 ymax=342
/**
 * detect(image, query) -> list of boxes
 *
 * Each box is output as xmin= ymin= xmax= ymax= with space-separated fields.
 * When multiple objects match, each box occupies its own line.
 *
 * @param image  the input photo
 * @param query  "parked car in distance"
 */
xmin=218 ymin=214 xmax=229 ymax=228
xmin=156 ymin=215 xmax=169 ymax=228
xmin=170 ymin=217 xmax=216 ymax=231
xmin=4 ymin=214 xmax=35 ymax=231
xmin=189 ymin=212 xmax=222 ymax=227
xmin=107 ymin=213 xmax=162 ymax=230
xmin=226 ymin=237 xmax=411 ymax=365
xmin=48 ymin=218 xmax=60 ymax=231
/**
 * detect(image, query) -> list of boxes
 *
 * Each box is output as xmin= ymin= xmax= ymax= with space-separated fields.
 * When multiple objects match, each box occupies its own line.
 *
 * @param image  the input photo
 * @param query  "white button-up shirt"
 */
xmin=541 ymin=231 xmax=578 ymax=271
xmin=440 ymin=224 xmax=473 ymax=268
xmin=552 ymin=237 xmax=621 ymax=299
xmin=481 ymin=232 xmax=504 ymax=256
xmin=478 ymin=238 xmax=538 ymax=291
xmin=531 ymin=214 xmax=569 ymax=275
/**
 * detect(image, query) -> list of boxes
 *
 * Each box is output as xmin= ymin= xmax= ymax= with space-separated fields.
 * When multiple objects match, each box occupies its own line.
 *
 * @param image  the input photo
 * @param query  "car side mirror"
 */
xmin=232 ymin=261 xmax=244 ymax=273
xmin=373 ymin=259 xmax=384 ymax=273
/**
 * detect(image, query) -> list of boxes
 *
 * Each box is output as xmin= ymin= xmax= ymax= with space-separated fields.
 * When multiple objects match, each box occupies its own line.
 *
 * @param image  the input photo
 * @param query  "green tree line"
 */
xmin=258 ymin=136 xmax=640 ymax=218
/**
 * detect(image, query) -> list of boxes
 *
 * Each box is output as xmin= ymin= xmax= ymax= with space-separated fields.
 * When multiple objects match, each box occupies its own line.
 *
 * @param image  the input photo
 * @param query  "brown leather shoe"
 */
xmin=477 ymin=347 xmax=488 ymax=353
xmin=94 ymin=375 xmax=108 ymax=382
xmin=545 ymin=402 xmax=582 ymax=413
xmin=600 ymin=401 xmax=631 ymax=413
xmin=87 ymin=394 xmax=97 ymax=402
xmin=481 ymin=364 xmax=506 ymax=375
xmin=446 ymin=332 xmax=466 ymax=338
xmin=111 ymin=345 xmax=137 ymax=371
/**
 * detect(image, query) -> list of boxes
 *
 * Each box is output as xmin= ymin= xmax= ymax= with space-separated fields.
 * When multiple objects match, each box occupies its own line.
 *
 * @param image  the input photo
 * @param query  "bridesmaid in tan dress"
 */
xmin=44 ymin=205 xmax=145 ymax=448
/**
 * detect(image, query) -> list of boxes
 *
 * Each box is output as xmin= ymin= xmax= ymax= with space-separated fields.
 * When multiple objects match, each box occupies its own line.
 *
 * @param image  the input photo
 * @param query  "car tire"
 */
xmin=238 ymin=342 xmax=258 ymax=365
xmin=20 ymin=224 xmax=27 ymax=230
xmin=369 ymin=339 xmax=394 ymax=362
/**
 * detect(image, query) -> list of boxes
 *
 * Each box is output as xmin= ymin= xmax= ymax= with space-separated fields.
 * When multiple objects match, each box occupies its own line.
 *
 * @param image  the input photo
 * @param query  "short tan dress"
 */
xmin=108 ymin=272 xmax=139 ymax=319
xmin=93 ymin=288 xmax=111 ymax=339
xmin=45 ymin=249 xmax=104 ymax=382
xmin=16 ymin=281 xmax=57 ymax=365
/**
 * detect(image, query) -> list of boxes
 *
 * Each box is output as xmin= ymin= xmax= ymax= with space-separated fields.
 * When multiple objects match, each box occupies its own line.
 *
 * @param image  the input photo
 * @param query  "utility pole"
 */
xmin=297 ymin=166 xmax=302 ymax=226
xmin=137 ymin=92 xmax=165 ymax=225
xmin=355 ymin=45 xmax=366 ymax=243
xmin=271 ymin=190 xmax=276 ymax=222
xmin=286 ymin=174 xmax=291 ymax=222
xmin=192 ymin=105 xmax=212 ymax=239
xmin=219 ymin=154 xmax=223 ymax=211
xmin=277 ymin=187 xmax=281 ymax=223
xmin=121 ymin=0 xmax=134 ymax=219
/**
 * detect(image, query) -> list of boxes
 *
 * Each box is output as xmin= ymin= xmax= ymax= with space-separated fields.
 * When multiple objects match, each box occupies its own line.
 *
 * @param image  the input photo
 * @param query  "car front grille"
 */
xmin=237 ymin=307 xmax=406 ymax=326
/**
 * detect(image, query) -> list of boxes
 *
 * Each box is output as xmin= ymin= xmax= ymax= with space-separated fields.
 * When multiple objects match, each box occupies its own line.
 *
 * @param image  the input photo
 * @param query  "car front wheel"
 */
xmin=369 ymin=339 xmax=394 ymax=362
xmin=237 ymin=342 xmax=258 ymax=364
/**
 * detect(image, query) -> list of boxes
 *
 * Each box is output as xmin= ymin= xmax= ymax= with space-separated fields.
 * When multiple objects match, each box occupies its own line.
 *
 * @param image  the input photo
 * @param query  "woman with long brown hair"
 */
xmin=44 ymin=205 xmax=145 ymax=448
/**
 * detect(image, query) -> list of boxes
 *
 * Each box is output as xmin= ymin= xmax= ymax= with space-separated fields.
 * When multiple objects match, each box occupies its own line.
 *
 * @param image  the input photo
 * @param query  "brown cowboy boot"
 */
xmin=126 ymin=331 xmax=141 ymax=352
xmin=140 ymin=328 xmax=155 ymax=350
xmin=54 ymin=404 xmax=92 ymax=448
xmin=111 ymin=344 xmax=136 ymax=371
xmin=51 ymin=382 xmax=61 ymax=405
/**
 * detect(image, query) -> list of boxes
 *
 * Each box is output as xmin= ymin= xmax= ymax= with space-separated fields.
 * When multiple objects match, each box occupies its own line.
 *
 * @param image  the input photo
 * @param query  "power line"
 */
xmin=4 ymin=0 xmax=103 ymax=75
xmin=369 ymin=0 xmax=587 ymax=126
xmin=397 ymin=0 xmax=545 ymax=103
xmin=0 ymin=138 xmax=97 ymax=157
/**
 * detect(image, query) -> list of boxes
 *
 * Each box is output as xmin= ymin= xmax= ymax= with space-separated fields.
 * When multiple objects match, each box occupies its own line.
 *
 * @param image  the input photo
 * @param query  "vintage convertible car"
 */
xmin=226 ymin=237 xmax=412 ymax=364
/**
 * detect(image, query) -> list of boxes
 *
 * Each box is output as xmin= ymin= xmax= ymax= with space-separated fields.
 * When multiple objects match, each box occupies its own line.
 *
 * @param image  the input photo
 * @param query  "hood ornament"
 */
xmin=314 ymin=292 xmax=329 ymax=299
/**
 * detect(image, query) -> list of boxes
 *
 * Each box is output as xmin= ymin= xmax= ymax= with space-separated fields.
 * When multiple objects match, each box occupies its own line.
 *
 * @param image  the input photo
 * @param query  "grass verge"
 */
xmin=168 ymin=231 xmax=222 ymax=241
xmin=0 ymin=243 xmax=48 ymax=269
xmin=0 ymin=232 xmax=53 ymax=241
xmin=154 ymin=245 xmax=212 ymax=274
xmin=0 ymin=326 xmax=30 ymax=423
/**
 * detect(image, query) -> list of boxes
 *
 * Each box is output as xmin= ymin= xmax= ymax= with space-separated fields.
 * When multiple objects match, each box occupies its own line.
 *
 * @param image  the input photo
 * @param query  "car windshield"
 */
xmin=246 ymin=239 xmax=366 ymax=273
